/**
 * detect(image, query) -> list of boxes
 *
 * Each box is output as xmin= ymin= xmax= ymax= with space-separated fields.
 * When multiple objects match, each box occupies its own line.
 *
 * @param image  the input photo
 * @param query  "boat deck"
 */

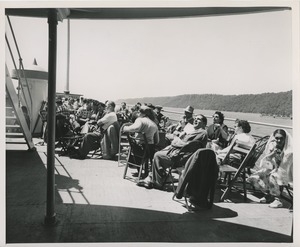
xmin=6 ymin=138 xmax=293 ymax=244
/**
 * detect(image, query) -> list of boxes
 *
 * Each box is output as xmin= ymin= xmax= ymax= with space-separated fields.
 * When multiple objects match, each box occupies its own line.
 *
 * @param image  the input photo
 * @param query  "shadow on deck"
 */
xmin=6 ymin=142 xmax=293 ymax=243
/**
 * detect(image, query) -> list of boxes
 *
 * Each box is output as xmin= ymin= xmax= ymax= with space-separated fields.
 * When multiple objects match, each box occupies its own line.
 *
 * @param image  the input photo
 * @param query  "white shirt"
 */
xmin=218 ymin=132 xmax=255 ymax=156
xmin=97 ymin=112 xmax=117 ymax=131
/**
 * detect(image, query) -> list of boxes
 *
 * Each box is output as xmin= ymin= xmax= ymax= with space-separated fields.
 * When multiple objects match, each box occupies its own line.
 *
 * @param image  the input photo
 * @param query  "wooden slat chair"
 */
xmin=118 ymin=123 xmax=131 ymax=167
xmin=123 ymin=132 xmax=152 ymax=182
xmin=246 ymin=135 xmax=270 ymax=173
xmin=58 ymin=134 xmax=84 ymax=156
xmin=280 ymin=183 xmax=293 ymax=209
xmin=219 ymin=135 xmax=270 ymax=202
xmin=219 ymin=140 xmax=257 ymax=202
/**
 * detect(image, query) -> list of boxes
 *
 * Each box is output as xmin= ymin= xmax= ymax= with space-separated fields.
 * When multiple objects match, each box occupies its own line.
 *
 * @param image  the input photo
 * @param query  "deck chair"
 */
xmin=247 ymin=135 xmax=269 ymax=170
xmin=173 ymin=148 xmax=219 ymax=211
xmin=58 ymin=134 xmax=84 ymax=156
xmin=118 ymin=123 xmax=131 ymax=166
xmin=280 ymin=183 xmax=293 ymax=209
xmin=123 ymin=132 xmax=152 ymax=182
xmin=219 ymin=140 xmax=257 ymax=202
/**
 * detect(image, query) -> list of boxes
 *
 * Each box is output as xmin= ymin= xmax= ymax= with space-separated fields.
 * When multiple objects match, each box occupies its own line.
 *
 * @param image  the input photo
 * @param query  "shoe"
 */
xmin=188 ymin=197 xmax=209 ymax=209
xmin=269 ymin=198 xmax=283 ymax=208
xmin=69 ymin=154 xmax=85 ymax=160
xmin=259 ymin=195 xmax=273 ymax=204
xmin=137 ymin=180 xmax=153 ymax=189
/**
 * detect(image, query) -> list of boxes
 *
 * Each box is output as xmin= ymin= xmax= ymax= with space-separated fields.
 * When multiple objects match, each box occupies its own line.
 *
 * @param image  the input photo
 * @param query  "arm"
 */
xmin=122 ymin=118 xmax=142 ymax=133
xmin=214 ymin=124 xmax=228 ymax=140
xmin=97 ymin=112 xmax=115 ymax=128
xmin=259 ymin=148 xmax=280 ymax=170
xmin=153 ymin=129 xmax=160 ymax=145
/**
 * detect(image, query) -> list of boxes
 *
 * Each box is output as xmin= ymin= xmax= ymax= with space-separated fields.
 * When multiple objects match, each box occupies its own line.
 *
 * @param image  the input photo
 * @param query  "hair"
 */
xmin=273 ymin=129 xmax=287 ymax=139
xmin=195 ymin=114 xmax=207 ymax=126
xmin=106 ymin=101 xmax=116 ymax=110
xmin=237 ymin=120 xmax=251 ymax=133
xmin=139 ymin=106 xmax=156 ymax=122
xmin=214 ymin=111 xmax=225 ymax=124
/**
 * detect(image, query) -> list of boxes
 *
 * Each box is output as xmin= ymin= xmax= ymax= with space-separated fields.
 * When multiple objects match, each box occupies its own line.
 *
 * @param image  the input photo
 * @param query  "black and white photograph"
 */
xmin=1 ymin=1 xmax=299 ymax=246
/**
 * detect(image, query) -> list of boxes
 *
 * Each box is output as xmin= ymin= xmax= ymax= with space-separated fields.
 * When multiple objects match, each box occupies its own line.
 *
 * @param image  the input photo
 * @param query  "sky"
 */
xmin=5 ymin=8 xmax=293 ymax=103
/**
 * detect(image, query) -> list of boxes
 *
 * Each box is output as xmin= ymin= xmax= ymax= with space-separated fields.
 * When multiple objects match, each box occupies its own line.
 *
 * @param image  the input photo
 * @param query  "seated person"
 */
xmin=80 ymin=101 xmax=106 ymax=134
xmin=71 ymin=101 xmax=117 ymax=159
xmin=154 ymin=105 xmax=165 ymax=127
xmin=216 ymin=120 xmax=256 ymax=165
xmin=162 ymin=116 xmax=172 ymax=129
xmin=206 ymin=111 xmax=229 ymax=152
xmin=122 ymin=105 xmax=160 ymax=169
xmin=69 ymin=114 xmax=81 ymax=134
xmin=122 ymin=105 xmax=159 ymax=146
xmin=137 ymin=114 xmax=208 ymax=189
xmin=145 ymin=103 xmax=159 ymax=126
xmin=56 ymin=98 xmax=68 ymax=113
xmin=55 ymin=99 xmax=72 ymax=139
xmin=130 ymin=103 xmax=142 ymax=123
xmin=247 ymin=129 xmax=293 ymax=208
xmin=117 ymin=102 xmax=131 ymax=126
xmin=166 ymin=105 xmax=195 ymax=142
xmin=76 ymin=98 xmax=91 ymax=126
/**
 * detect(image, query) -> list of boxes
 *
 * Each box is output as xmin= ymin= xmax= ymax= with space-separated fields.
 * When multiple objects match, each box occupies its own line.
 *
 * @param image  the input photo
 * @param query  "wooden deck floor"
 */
xmin=5 ymin=139 xmax=294 ymax=244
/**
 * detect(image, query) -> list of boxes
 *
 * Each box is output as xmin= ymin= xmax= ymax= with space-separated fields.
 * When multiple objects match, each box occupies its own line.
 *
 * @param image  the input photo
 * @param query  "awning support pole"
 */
xmin=44 ymin=9 xmax=58 ymax=226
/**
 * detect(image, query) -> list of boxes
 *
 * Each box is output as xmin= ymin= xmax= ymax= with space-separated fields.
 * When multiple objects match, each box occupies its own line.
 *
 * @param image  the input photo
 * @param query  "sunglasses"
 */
xmin=194 ymin=117 xmax=203 ymax=121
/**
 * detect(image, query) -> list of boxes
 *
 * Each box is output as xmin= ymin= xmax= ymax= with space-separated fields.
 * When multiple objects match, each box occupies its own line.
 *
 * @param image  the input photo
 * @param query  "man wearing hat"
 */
xmin=183 ymin=105 xmax=194 ymax=125
xmin=165 ymin=105 xmax=195 ymax=142
xmin=154 ymin=105 xmax=165 ymax=126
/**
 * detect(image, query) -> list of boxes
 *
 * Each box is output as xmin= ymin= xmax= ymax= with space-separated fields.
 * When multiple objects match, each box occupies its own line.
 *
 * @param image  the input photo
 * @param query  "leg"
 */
xmin=151 ymin=149 xmax=174 ymax=187
xmin=137 ymin=149 xmax=173 ymax=189
xmin=78 ymin=132 xmax=101 ymax=159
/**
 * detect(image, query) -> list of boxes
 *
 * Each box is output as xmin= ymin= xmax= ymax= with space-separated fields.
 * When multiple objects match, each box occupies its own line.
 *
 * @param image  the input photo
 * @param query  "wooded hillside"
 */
xmin=117 ymin=91 xmax=292 ymax=117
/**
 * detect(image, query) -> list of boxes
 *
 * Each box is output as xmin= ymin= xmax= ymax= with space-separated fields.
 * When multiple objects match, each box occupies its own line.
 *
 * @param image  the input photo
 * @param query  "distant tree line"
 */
xmin=117 ymin=91 xmax=292 ymax=117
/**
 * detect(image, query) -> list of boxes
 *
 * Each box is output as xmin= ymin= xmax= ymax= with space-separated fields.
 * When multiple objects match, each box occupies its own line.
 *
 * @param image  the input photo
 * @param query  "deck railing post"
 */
xmin=44 ymin=8 xmax=58 ymax=226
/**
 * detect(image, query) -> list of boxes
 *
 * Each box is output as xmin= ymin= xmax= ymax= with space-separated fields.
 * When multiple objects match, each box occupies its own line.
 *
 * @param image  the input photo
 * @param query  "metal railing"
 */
xmin=6 ymin=15 xmax=33 ymax=132
xmin=162 ymin=108 xmax=292 ymax=130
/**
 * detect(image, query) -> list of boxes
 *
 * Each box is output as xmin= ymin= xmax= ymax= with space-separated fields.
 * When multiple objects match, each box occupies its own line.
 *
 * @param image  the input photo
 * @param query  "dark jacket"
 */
xmin=175 ymin=148 xmax=219 ymax=209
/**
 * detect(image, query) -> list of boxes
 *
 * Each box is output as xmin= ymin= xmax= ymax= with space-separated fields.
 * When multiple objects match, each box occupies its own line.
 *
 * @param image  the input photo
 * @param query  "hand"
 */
xmin=212 ymin=138 xmax=219 ymax=143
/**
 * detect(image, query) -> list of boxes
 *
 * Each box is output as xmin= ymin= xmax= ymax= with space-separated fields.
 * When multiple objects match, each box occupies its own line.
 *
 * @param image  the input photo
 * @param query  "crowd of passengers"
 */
xmin=50 ymin=97 xmax=293 ymax=209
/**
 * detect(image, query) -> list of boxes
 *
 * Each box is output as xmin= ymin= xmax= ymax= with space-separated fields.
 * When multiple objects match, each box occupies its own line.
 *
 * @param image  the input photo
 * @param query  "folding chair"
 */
xmin=219 ymin=135 xmax=270 ymax=202
xmin=219 ymin=140 xmax=257 ymax=202
xmin=57 ymin=134 xmax=84 ymax=156
xmin=247 ymin=135 xmax=269 ymax=170
xmin=123 ymin=132 xmax=151 ymax=182
xmin=118 ymin=123 xmax=131 ymax=166
xmin=280 ymin=183 xmax=293 ymax=209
